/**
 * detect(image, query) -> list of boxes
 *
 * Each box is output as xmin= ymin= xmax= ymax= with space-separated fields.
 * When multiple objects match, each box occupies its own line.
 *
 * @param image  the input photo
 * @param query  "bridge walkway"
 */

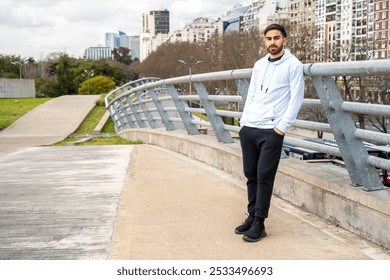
xmin=0 ymin=96 xmax=389 ymax=259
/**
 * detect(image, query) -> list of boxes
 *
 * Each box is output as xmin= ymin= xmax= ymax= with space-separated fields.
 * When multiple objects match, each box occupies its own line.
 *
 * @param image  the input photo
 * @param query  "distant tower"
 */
xmin=105 ymin=32 xmax=120 ymax=48
xmin=140 ymin=9 xmax=170 ymax=61
xmin=142 ymin=9 xmax=170 ymax=35
xmin=128 ymin=36 xmax=140 ymax=59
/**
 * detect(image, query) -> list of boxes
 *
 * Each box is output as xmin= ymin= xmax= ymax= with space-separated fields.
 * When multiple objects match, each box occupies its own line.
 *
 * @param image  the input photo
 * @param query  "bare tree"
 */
xmin=285 ymin=22 xmax=319 ymax=64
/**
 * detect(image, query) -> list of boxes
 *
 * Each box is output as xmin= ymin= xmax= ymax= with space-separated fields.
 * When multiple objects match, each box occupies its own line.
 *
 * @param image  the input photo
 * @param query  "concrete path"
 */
xmin=108 ymin=145 xmax=390 ymax=260
xmin=0 ymin=95 xmax=99 ymax=154
xmin=0 ymin=95 xmax=390 ymax=260
xmin=0 ymin=145 xmax=132 ymax=259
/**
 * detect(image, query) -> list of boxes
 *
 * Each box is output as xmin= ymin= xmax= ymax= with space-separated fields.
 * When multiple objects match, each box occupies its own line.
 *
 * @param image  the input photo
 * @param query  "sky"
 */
xmin=0 ymin=0 xmax=248 ymax=60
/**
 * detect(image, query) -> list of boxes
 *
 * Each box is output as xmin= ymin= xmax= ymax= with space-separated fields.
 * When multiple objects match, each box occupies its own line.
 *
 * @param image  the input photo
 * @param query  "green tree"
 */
xmin=56 ymin=54 xmax=75 ymax=95
xmin=75 ymin=59 xmax=127 ymax=86
xmin=0 ymin=55 xmax=23 ymax=78
xmin=107 ymin=59 xmax=140 ymax=83
xmin=112 ymin=47 xmax=133 ymax=65
xmin=78 ymin=75 xmax=116 ymax=95
xmin=35 ymin=77 xmax=59 ymax=97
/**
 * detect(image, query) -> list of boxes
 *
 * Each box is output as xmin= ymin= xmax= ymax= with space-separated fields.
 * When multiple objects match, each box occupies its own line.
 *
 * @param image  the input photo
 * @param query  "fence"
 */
xmin=105 ymin=60 xmax=390 ymax=192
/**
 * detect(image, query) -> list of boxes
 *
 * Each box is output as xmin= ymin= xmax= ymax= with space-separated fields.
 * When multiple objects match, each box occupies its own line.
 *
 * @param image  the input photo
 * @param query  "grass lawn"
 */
xmin=0 ymin=98 xmax=52 ymax=129
xmin=73 ymin=105 xmax=108 ymax=134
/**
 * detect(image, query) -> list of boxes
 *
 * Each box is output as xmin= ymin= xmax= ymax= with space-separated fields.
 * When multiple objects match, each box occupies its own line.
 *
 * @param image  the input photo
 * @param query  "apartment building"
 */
xmin=314 ymin=0 xmax=390 ymax=61
xmin=181 ymin=17 xmax=216 ymax=43
xmin=243 ymin=0 xmax=262 ymax=31
xmin=136 ymin=1 xmax=390 ymax=62
xmin=243 ymin=0 xmax=288 ymax=31
xmin=372 ymin=0 xmax=390 ymax=59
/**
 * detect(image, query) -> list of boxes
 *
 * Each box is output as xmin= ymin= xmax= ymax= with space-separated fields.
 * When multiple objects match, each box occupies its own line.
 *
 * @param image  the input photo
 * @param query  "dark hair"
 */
xmin=263 ymin=23 xmax=287 ymax=38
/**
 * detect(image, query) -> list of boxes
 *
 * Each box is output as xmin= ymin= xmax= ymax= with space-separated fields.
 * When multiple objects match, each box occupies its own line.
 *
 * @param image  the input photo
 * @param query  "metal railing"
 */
xmin=105 ymin=60 xmax=390 ymax=192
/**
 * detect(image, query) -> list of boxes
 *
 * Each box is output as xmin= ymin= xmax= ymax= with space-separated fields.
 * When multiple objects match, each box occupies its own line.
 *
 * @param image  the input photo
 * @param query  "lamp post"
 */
xmin=178 ymin=59 xmax=202 ymax=96
xmin=82 ymin=69 xmax=94 ymax=95
xmin=178 ymin=60 xmax=202 ymax=112
xmin=11 ymin=61 xmax=22 ymax=79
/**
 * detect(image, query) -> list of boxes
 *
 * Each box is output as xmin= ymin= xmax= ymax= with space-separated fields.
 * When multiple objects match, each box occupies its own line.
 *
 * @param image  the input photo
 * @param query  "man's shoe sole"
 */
xmin=242 ymin=231 xmax=267 ymax=242
xmin=235 ymin=229 xmax=247 ymax=234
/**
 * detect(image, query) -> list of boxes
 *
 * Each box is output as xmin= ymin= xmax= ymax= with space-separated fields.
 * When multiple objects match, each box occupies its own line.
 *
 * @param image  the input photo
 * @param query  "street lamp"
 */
xmin=11 ymin=61 xmax=23 ymax=79
xmin=178 ymin=60 xmax=202 ymax=113
xmin=82 ymin=69 xmax=94 ymax=95
xmin=178 ymin=59 xmax=202 ymax=96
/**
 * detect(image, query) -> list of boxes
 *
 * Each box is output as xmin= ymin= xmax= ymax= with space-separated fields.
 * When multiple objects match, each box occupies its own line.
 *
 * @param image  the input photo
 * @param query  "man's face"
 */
xmin=264 ymin=29 xmax=287 ymax=58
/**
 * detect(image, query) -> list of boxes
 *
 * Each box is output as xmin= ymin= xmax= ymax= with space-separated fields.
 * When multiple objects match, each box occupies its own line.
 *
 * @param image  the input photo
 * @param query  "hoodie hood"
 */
xmin=265 ymin=48 xmax=294 ymax=65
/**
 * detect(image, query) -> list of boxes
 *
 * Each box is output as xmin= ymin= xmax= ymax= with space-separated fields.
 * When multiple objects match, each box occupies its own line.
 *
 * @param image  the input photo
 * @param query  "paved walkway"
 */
xmin=108 ymin=145 xmax=390 ymax=260
xmin=0 ymin=95 xmax=99 ymax=154
xmin=0 ymin=96 xmax=390 ymax=260
xmin=0 ymin=145 xmax=132 ymax=259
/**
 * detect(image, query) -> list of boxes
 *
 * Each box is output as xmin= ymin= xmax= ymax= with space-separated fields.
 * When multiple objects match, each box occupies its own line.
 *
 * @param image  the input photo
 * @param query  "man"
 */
xmin=235 ymin=23 xmax=304 ymax=242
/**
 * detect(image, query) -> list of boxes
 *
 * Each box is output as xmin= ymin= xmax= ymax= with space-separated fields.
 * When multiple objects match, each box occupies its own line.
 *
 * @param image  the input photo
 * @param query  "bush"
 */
xmin=78 ymin=75 xmax=116 ymax=95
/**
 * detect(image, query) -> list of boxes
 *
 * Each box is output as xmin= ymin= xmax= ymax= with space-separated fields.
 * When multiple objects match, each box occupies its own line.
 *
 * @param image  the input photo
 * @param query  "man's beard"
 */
xmin=267 ymin=44 xmax=284 ymax=55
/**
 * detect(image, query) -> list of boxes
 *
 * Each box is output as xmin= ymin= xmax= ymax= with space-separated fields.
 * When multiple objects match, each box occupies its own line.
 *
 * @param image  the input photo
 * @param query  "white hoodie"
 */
xmin=240 ymin=49 xmax=304 ymax=134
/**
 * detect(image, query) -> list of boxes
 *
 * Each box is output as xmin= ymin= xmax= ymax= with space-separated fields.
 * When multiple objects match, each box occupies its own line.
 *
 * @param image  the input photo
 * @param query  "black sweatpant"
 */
xmin=239 ymin=126 xmax=284 ymax=219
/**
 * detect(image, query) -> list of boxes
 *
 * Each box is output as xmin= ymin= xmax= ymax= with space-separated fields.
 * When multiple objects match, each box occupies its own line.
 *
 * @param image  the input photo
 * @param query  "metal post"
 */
xmin=11 ymin=61 xmax=22 ymax=79
xmin=134 ymin=92 xmax=159 ymax=129
xmin=189 ymin=64 xmax=192 ymax=96
xmin=178 ymin=60 xmax=202 ymax=113
xmin=312 ymin=76 xmax=384 ymax=191
xmin=166 ymin=84 xmax=199 ymax=135
xmin=194 ymin=81 xmax=234 ymax=143
xmin=127 ymin=99 xmax=147 ymax=128
xmin=82 ymin=70 xmax=94 ymax=95
xmin=148 ymin=88 xmax=176 ymax=131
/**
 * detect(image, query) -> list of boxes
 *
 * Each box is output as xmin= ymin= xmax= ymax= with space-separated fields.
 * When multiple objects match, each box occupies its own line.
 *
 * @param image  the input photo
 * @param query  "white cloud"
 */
xmin=0 ymin=0 xmax=247 ymax=60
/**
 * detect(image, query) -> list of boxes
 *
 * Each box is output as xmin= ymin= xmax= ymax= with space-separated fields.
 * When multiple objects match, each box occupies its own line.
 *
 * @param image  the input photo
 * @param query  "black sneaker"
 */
xmin=242 ymin=221 xmax=267 ymax=242
xmin=235 ymin=215 xmax=254 ymax=234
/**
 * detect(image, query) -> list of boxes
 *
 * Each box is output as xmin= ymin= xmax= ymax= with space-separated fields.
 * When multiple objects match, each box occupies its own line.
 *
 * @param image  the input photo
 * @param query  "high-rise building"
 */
xmin=288 ymin=0 xmax=316 ymax=61
xmin=314 ymin=0 xmax=380 ymax=61
xmin=244 ymin=0 xmax=262 ymax=31
xmin=142 ymin=10 xmax=170 ymax=35
xmin=92 ymin=1 xmax=390 ymax=63
xmin=128 ymin=35 xmax=140 ymax=59
xmin=119 ymin=31 xmax=129 ymax=49
xmin=289 ymin=0 xmax=315 ymax=27
xmin=243 ymin=0 xmax=288 ymax=31
xmin=217 ymin=4 xmax=249 ymax=35
xmin=103 ymin=31 xmax=140 ymax=60
xmin=372 ymin=0 xmax=389 ymax=59
xmin=105 ymin=32 xmax=120 ymax=49
xmin=140 ymin=9 xmax=170 ymax=61
xmin=105 ymin=31 xmax=131 ymax=49
xmin=350 ymin=0 xmax=371 ymax=60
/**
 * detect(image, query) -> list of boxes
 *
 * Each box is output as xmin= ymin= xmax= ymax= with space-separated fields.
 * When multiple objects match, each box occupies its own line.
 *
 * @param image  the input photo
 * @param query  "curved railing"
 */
xmin=105 ymin=60 xmax=390 ymax=192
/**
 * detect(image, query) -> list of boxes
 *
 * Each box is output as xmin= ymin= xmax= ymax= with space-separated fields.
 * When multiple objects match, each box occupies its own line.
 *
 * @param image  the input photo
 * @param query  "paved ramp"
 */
xmin=0 ymin=95 xmax=99 ymax=153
